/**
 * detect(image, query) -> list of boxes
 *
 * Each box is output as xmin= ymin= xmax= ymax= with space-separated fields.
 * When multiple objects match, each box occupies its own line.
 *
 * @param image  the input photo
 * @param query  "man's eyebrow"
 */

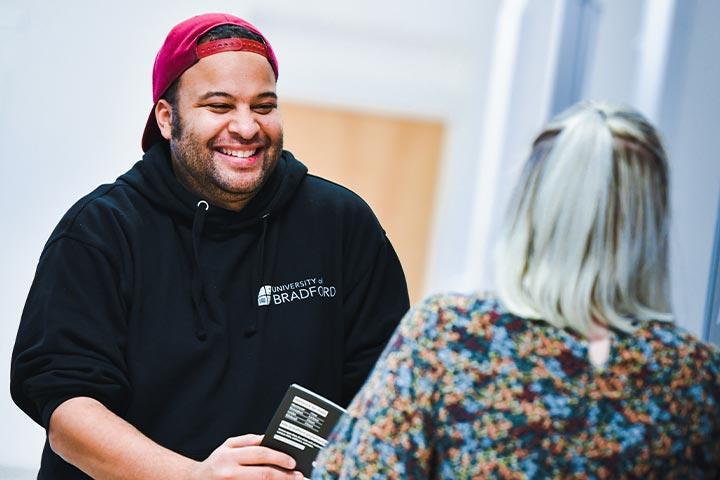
xmin=197 ymin=91 xmax=278 ymax=101
xmin=198 ymin=91 xmax=236 ymax=101
xmin=257 ymin=92 xmax=278 ymax=100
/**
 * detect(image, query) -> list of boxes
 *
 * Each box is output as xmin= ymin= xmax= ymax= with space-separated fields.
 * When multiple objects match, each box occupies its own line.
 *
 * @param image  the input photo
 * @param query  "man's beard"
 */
xmin=169 ymin=105 xmax=283 ymax=201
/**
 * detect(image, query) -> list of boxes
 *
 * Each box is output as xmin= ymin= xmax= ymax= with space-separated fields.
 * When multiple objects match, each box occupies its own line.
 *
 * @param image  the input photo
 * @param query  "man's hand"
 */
xmin=191 ymin=434 xmax=303 ymax=480
xmin=49 ymin=398 xmax=302 ymax=480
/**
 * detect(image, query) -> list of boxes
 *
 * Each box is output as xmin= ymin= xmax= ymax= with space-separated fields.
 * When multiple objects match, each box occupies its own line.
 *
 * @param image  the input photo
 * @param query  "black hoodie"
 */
xmin=11 ymin=144 xmax=409 ymax=478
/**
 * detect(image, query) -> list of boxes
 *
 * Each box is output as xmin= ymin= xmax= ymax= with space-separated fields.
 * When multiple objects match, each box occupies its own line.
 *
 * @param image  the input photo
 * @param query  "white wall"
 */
xmin=658 ymin=0 xmax=720 ymax=338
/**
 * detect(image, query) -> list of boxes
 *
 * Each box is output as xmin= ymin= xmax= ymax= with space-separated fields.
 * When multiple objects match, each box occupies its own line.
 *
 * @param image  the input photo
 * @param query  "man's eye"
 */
xmin=207 ymin=104 xmax=232 ymax=110
xmin=254 ymin=104 xmax=277 ymax=114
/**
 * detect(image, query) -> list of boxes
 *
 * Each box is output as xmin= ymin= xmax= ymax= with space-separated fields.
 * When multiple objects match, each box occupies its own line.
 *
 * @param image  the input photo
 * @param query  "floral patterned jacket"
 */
xmin=312 ymin=294 xmax=720 ymax=479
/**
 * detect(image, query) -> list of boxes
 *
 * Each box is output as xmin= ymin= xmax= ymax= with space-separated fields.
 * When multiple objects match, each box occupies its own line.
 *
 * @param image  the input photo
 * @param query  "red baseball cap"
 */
xmin=141 ymin=13 xmax=279 ymax=152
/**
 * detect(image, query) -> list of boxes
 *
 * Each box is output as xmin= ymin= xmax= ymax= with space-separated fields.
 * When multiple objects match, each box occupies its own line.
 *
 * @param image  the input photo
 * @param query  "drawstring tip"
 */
xmin=195 ymin=330 xmax=208 ymax=341
xmin=244 ymin=327 xmax=257 ymax=337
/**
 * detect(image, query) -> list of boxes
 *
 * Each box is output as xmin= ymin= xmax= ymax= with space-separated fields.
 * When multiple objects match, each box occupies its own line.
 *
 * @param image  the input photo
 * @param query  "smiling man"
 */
xmin=11 ymin=13 xmax=409 ymax=480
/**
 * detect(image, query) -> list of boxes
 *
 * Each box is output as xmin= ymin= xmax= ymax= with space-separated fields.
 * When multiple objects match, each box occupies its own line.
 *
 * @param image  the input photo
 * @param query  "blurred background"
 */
xmin=1 ymin=0 xmax=718 ymax=476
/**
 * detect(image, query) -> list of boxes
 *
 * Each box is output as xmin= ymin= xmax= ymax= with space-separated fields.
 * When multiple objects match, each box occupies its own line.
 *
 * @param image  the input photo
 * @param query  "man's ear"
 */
xmin=155 ymin=99 xmax=173 ymax=141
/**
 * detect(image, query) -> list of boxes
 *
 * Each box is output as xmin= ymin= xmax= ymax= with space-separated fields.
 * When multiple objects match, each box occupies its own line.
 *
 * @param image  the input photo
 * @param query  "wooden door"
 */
xmin=281 ymin=102 xmax=444 ymax=303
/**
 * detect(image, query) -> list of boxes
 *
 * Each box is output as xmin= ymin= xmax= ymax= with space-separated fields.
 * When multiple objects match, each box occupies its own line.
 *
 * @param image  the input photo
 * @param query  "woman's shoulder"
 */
xmin=398 ymin=293 xmax=515 ymax=343
xmin=414 ymin=292 xmax=504 ymax=316
xmin=635 ymin=319 xmax=720 ymax=370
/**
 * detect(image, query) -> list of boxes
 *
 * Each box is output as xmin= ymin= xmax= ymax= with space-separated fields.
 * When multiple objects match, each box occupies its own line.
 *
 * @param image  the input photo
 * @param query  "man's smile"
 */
xmin=217 ymin=147 xmax=257 ymax=158
xmin=213 ymin=145 xmax=264 ymax=168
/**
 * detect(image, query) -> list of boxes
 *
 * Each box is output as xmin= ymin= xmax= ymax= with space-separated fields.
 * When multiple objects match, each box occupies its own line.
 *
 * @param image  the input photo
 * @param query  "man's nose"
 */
xmin=227 ymin=109 xmax=260 ymax=139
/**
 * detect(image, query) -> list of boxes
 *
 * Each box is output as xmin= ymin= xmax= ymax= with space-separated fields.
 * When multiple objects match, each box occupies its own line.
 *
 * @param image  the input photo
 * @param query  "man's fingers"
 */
xmin=217 ymin=436 xmax=298 ymax=473
xmin=200 ymin=438 xmax=302 ymax=480
xmin=223 ymin=434 xmax=263 ymax=448
xmin=232 ymin=445 xmax=296 ymax=470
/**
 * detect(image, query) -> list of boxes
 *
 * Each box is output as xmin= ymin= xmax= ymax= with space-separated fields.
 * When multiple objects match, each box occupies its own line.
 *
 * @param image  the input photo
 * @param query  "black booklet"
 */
xmin=261 ymin=384 xmax=346 ymax=478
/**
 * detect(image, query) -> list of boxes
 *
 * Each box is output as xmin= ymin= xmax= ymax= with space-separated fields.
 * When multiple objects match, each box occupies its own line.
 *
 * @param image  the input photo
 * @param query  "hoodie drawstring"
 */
xmin=245 ymin=213 xmax=270 ymax=337
xmin=192 ymin=200 xmax=210 ymax=340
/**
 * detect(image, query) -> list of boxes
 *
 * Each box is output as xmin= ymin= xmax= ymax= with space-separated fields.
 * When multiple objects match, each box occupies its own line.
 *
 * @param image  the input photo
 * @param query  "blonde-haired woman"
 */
xmin=312 ymin=102 xmax=720 ymax=479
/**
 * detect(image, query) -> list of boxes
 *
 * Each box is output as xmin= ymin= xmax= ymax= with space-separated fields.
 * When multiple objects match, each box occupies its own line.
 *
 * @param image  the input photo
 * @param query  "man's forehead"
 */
xmin=178 ymin=51 xmax=277 ymax=95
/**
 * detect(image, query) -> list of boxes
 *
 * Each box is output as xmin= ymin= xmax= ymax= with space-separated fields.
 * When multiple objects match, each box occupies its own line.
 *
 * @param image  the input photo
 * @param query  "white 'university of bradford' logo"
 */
xmin=257 ymin=277 xmax=336 ymax=307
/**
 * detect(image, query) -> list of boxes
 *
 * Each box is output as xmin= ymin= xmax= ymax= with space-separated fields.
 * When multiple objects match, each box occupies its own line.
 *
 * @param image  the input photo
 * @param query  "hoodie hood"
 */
xmin=119 ymin=143 xmax=308 ymax=339
xmin=119 ymin=142 xmax=308 ymax=235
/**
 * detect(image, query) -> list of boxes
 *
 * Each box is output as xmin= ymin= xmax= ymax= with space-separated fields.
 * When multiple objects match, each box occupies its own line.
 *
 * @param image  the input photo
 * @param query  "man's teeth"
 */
xmin=219 ymin=148 xmax=256 ymax=158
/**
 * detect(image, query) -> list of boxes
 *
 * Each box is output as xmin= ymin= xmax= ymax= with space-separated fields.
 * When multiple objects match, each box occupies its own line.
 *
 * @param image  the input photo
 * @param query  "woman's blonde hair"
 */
xmin=495 ymin=101 xmax=672 ymax=338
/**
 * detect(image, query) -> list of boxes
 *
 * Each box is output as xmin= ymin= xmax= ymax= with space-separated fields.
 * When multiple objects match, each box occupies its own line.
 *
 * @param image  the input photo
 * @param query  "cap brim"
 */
xmin=141 ymin=103 xmax=166 ymax=152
